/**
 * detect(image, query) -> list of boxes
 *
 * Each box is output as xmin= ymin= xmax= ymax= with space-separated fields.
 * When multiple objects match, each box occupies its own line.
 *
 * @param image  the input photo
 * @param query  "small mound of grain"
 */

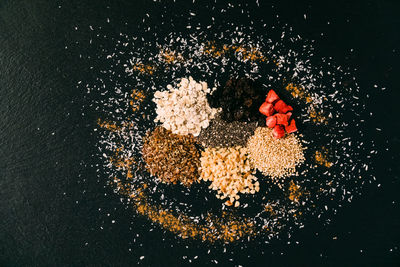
xmin=142 ymin=126 xmax=200 ymax=186
xmin=199 ymin=146 xmax=259 ymax=207
xmin=197 ymin=114 xmax=259 ymax=148
xmin=247 ymin=127 xmax=305 ymax=179
xmin=153 ymin=77 xmax=219 ymax=136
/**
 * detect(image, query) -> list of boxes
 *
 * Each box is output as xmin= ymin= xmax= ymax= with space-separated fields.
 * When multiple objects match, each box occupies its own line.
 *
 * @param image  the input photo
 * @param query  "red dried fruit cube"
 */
xmin=275 ymin=113 xmax=289 ymax=126
xmin=274 ymin=100 xmax=293 ymax=114
xmin=266 ymin=90 xmax=280 ymax=104
xmin=285 ymin=119 xmax=298 ymax=133
xmin=272 ymin=125 xmax=285 ymax=139
xmin=283 ymin=105 xmax=293 ymax=113
xmin=259 ymin=102 xmax=275 ymax=116
xmin=266 ymin=116 xmax=277 ymax=128
xmin=273 ymin=100 xmax=286 ymax=113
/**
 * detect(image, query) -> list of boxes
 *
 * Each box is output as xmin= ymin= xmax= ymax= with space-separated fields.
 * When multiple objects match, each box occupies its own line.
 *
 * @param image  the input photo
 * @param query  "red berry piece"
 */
xmin=285 ymin=119 xmax=298 ymax=133
xmin=274 ymin=100 xmax=293 ymax=114
xmin=275 ymin=113 xmax=289 ymax=126
xmin=272 ymin=125 xmax=285 ymax=139
xmin=266 ymin=116 xmax=277 ymax=128
xmin=259 ymin=102 xmax=275 ymax=116
xmin=265 ymin=90 xmax=280 ymax=104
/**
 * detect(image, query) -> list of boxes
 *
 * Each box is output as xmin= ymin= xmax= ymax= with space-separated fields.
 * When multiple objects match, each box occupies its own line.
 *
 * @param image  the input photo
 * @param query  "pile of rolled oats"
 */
xmin=153 ymin=77 xmax=219 ymax=137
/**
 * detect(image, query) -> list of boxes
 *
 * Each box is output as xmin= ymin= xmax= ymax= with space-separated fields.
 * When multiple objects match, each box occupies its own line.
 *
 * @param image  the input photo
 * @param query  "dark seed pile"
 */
xmin=142 ymin=126 xmax=200 ymax=186
xmin=197 ymin=114 xmax=260 ymax=148
xmin=207 ymin=77 xmax=265 ymax=122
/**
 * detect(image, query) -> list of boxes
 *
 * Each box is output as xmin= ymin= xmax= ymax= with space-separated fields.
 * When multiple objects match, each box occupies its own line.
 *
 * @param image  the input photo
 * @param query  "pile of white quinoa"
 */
xmin=247 ymin=127 xmax=305 ymax=179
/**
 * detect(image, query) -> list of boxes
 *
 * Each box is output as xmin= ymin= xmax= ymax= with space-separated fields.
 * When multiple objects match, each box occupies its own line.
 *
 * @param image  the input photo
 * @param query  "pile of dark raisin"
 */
xmin=207 ymin=77 xmax=265 ymax=122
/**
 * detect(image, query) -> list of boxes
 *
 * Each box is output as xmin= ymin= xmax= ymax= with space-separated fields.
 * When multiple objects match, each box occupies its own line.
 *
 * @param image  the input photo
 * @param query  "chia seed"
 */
xmin=197 ymin=114 xmax=260 ymax=148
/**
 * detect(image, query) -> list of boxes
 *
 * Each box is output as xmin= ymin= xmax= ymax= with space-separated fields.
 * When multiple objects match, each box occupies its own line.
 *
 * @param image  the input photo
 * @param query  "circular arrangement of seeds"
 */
xmin=80 ymin=2 xmax=376 ymax=250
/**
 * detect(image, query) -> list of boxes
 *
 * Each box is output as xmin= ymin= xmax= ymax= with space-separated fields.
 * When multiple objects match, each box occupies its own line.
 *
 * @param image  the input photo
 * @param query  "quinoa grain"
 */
xmin=247 ymin=127 xmax=305 ymax=179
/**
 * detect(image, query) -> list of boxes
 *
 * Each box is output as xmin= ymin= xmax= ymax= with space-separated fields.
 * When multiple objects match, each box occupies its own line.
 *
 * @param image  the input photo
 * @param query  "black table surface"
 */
xmin=0 ymin=0 xmax=399 ymax=266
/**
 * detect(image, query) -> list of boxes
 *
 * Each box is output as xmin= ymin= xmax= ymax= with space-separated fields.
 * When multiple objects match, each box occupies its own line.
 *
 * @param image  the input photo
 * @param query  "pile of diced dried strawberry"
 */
xmin=259 ymin=90 xmax=298 ymax=138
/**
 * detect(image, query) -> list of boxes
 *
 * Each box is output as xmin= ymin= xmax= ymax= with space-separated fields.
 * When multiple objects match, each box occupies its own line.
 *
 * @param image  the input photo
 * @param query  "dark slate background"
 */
xmin=0 ymin=0 xmax=399 ymax=266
